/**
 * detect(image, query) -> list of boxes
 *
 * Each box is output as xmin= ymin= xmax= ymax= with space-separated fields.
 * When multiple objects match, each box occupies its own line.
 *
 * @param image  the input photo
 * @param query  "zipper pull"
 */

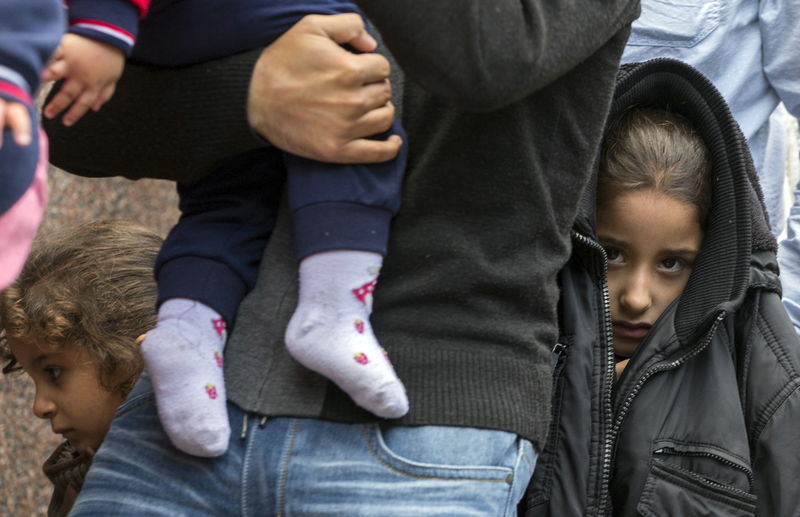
xmin=552 ymin=342 xmax=567 ymax=371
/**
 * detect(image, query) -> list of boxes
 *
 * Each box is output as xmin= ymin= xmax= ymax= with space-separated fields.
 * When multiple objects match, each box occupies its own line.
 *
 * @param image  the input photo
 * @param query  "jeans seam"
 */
xmin=503 ymin=440 xmax=531 ymax=517
xmin=362 ymin=425 xmax=509 ymax=483
xmin=241 ymin=414 xmax=256 ymax=517
xmin=277 ymin=418 xmax=300 ymax=515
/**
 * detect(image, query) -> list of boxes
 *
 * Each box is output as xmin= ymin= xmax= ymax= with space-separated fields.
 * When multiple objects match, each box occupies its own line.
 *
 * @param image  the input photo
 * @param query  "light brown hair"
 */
xmin=599 ymin=107 xmax=712 ymax=224
xmin=0 ymin=220 xmax=161 ymax=397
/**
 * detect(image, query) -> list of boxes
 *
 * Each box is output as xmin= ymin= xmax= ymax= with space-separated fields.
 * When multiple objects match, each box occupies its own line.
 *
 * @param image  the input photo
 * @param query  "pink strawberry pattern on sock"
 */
xmin=354 ymin=352 xmax=369 ymax=365
xmin=205 ymin=383 xmax=218 ymax=399
xmin=352 ymin=279 xmax=376 ymax=305
xmin=214 ymin=351 xmax=223 ymax=368
xmin=354 ymin=318 xmax=365 ymax=334
xmin=212 ymin=318 xmax=226 ymax=339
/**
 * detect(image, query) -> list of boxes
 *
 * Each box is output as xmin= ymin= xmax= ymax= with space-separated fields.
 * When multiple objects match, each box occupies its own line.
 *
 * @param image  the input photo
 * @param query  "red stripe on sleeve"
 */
xmin=0 ymin=82 xmax=32 ymax=105
xmin=70 ymin=18 xmax=135 ymax=39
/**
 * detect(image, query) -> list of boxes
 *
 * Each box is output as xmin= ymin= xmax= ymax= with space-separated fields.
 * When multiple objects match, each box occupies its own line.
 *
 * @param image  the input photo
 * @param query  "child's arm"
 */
xmin=0 ymin=0 xmax=63 ymax=144
xmin=42 ymin=35 xmax=126 ymax=127
xmin=43 ymin=0 xmax=150 ymax=127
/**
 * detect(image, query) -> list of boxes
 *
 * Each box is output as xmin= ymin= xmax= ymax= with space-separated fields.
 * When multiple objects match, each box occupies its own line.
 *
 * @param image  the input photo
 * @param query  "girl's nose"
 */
xmin=620 ymin=270 xmax=652 ymax=315
xmin=32 ymin=389 xmax=56 ymax=420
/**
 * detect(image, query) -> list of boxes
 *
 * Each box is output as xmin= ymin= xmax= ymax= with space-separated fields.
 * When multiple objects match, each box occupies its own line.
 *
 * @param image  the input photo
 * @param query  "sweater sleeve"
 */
xmin=0 ymin=0 xmax=64 ymax=106
xmin=44 ymin=49 xmax=266 ymax=182
xmin=67 ymin=0 xmax=149 ymax=56
xmin=356 ymin=0 xmax=640 ymax=111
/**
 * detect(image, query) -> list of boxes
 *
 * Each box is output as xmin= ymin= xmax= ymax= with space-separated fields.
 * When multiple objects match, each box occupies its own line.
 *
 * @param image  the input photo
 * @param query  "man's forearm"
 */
xmin=45 ymin=49 xmax=264 ymax=182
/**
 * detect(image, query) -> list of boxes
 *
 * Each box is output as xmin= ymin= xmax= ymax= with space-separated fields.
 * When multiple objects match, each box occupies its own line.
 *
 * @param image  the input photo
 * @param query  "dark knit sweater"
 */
xmin=44 ymin=0 xmax=640 ymax=447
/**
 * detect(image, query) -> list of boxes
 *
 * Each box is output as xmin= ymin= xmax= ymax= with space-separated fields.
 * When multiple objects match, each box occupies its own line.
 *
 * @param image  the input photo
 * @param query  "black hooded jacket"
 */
xmin=525 ymin=59 xmax=800 ymax=516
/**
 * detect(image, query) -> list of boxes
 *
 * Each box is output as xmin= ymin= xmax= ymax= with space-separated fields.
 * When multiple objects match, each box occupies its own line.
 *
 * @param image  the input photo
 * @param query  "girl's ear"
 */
xmin=134 ymin=334 xmax=146 ymax=346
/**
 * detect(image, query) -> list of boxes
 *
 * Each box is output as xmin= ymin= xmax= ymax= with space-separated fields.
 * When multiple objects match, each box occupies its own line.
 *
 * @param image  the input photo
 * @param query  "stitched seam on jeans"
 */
xmin=241 ymin=414 xmax=256 ymax=517
xmin=502 ymin=439 xmax=528 ymax=516
xmin=277 ymin=419 xmax=300 ymax=515
xmin=361 ymin=426 xmax=508 ymax=483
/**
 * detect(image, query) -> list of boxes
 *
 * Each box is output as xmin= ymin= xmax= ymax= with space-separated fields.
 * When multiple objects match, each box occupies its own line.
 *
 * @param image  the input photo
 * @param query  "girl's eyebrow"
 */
xmin=34 ymin=353 xmax=59 ymax=365
xmin=597 ymin=235 xmax=626 ymax=247
xmin=662 ymin=248 xmax=699 ymax=257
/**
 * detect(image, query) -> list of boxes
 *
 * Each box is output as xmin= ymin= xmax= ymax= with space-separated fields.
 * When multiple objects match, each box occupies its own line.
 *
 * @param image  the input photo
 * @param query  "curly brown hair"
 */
xmin=0 ymin=220 xmax=161 ymax=397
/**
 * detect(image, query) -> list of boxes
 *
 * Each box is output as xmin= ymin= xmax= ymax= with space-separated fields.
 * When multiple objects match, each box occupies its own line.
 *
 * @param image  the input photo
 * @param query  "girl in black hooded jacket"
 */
xmin=526 ymin=59 xmax=800 ymax=517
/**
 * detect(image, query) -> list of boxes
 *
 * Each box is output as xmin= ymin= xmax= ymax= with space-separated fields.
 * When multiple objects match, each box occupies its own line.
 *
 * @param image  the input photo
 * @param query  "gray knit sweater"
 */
xmin=44 ymin=0 xmax=640 ymax=447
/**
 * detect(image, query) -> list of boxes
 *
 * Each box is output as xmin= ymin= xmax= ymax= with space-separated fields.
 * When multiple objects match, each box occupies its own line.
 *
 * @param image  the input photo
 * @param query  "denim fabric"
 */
xmin=621 ymin=0 xmax=800 ymax=334
xmin=71 ymin=374 xmax=537 ymax=516
xmin=621 ymin=0 xmax=800 ymax=236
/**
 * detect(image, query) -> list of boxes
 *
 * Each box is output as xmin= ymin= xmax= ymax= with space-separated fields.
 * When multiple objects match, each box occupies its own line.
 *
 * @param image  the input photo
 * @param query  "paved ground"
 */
xmin=0 ymin=166 xmax=178 ymax=516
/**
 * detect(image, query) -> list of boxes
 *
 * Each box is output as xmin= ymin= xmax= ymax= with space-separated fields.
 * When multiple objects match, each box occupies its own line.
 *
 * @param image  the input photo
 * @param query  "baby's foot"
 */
xmin=141 ymin=298 xmax=230 ymax=456
xmin=285 ymin=251 xmax=408 ymax=418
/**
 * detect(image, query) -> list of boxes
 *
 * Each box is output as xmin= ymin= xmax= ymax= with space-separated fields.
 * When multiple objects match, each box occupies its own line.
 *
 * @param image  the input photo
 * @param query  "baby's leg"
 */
xmin=144 ymin=151 xmax=282 ymax=456
xmin=283 ymin=120 xmax=409 ymax=418
xmin=286 ymin=250 xmax=408 ymax=418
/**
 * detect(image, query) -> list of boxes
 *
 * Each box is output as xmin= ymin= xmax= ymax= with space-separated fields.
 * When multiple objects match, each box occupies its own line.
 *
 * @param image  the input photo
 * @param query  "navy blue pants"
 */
xmin=148 ymin=0 xmax=407 ymax=325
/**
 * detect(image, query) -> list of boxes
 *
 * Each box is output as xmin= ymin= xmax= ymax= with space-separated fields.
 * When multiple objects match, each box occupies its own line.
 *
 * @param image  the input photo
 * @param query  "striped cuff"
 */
xmin=68 ymin=0 xmax=139 ymax=55
xmin=70 ymin=20 xmax=135 ymax=55
xmin=0 ymin=67 xmax=31 ymax=105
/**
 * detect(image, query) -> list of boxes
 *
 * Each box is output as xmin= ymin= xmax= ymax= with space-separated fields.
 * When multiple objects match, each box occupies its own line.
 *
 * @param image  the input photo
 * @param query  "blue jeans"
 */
xmin=71 ymin=374 xmax=537 ymax=516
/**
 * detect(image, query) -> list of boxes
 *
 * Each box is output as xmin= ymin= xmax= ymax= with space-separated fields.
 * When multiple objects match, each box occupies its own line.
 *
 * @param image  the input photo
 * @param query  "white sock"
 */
xmin=285 ymin=251 xmax=409 ymax=418
xmin=140 ymin=298 xmax=230 ymax=457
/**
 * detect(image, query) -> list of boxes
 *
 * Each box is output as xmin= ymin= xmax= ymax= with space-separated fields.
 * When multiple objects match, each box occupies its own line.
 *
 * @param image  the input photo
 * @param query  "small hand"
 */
xmin=248 ymin=13 xmax=402 ymax=164
xmin=43 ymin=34 xmax=125 ymax=126
xmin=0 ymin=99 xmax=32 ymax=148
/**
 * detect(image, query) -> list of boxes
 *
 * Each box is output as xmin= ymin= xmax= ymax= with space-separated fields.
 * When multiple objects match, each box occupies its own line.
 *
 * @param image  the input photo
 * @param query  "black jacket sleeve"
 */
xmin=746 ymin=289 xmax=800 ymax=517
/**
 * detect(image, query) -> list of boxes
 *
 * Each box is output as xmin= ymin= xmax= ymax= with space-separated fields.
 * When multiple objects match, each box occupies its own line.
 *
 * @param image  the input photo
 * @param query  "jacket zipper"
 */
xmin=604 ymin=312 xmax=726 ymax=513
xmin=571 ymin=230 xmax=616 ymax=515
xmin=653 ymin=447 xmax=754 ymax=493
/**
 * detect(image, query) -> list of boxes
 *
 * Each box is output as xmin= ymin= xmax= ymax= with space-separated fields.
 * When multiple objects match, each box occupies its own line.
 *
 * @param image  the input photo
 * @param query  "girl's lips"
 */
xmin=53 ymin=427 xmax=75 ymax=439
xmin=613 ymin=321 xmax=651 ymax=340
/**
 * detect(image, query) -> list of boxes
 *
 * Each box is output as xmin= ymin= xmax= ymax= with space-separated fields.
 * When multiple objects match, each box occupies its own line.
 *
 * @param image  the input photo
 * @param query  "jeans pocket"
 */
xmin=627 ymin=0 xmax=721 ymax=48
xmin=364 ymin=424 xmax=535 ymax=484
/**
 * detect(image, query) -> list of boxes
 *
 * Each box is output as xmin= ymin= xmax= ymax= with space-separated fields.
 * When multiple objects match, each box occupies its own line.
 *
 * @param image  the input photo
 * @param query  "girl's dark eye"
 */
xmin=660 ymin=257 xmax=685 ymax=273
xmin=605 ymin=247 xmax=623 ymax=264
xmin=44 ymin=367 xmax=62 ymax=382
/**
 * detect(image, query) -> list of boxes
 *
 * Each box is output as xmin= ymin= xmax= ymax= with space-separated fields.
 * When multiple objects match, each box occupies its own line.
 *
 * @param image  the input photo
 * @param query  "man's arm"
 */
xmin=45 ymin=14 xmax=400 ymax=181
xmin=356 ymin=0 xmax=640 ymax=111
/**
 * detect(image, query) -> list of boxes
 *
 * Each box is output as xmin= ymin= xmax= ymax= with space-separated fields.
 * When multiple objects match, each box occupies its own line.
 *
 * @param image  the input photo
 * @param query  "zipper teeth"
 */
xmin=611 ymin=312 xmax=724 ymax=433
xmin=654 ymin=448 xmax=754 ymax=491
xmin=606 ymin=312 xmax=726 ymax=508
xmin=572 ymin=231 xmax=615 ymax=515
xmin=654 ymin=453 xmax=754 ymax=496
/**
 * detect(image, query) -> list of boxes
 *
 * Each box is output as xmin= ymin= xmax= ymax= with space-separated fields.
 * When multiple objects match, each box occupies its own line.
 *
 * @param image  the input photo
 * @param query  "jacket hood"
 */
xmin=575 ymin=58 xmax=776 ymax=345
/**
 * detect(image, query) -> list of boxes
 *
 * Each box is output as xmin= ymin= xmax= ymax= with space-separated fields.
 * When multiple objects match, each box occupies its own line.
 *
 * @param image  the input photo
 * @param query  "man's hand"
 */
xmin=42 ymin=34 xmax=125 ymax=127
xmin=248 ymin=13 xmax=402 ymax=163
xmin=0 ymin=99 xmax=32 ymax=148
